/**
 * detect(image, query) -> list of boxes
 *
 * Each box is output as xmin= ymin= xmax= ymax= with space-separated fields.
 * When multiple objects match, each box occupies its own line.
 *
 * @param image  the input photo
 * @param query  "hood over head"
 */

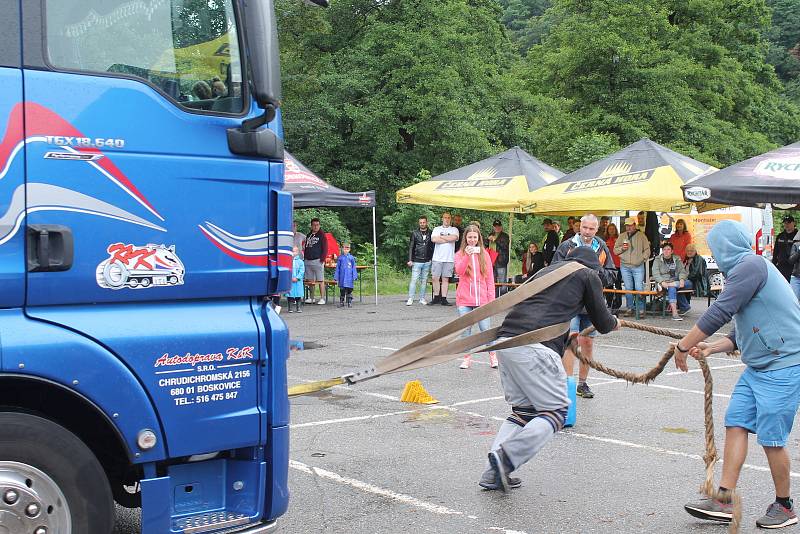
xmin=706 ymin=220 xmax=753 ymax=274
xmin=565 ymin=245 xmax=601 ymax=271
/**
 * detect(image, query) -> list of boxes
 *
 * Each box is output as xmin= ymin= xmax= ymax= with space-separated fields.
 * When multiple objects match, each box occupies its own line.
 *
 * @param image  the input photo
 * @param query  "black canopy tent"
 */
xmin=284 ymin=152 xmax=378 ymax=303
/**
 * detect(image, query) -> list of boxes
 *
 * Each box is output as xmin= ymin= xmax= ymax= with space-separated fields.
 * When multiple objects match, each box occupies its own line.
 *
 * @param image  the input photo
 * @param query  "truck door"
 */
xmin=21 ymin=0 xmax=277 ymax=456
xmin=0 ymin=2 xmax=24 ymax=311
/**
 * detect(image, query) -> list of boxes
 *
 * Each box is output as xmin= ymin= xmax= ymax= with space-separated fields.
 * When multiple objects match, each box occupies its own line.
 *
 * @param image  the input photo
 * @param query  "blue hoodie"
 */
xmin=697 ymin=220 xmax=800 ymax=371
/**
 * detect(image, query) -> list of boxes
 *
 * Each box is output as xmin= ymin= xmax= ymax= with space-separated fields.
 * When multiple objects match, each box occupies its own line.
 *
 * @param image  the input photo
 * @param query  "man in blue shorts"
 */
xmin=553 ymin=214 xmax=616 ymax=399
xmin=675 ymin=220 xmax=800 ymax=530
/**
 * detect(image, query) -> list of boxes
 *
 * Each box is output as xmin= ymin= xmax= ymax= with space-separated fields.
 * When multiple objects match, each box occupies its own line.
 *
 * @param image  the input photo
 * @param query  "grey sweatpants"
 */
xmin=485 ymin=341 xmax=569 ymax=472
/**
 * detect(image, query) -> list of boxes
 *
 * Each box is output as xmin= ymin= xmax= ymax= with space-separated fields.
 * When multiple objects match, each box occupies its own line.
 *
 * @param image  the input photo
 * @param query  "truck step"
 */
xmin=174 ymin=511 xmax=250 ymax=533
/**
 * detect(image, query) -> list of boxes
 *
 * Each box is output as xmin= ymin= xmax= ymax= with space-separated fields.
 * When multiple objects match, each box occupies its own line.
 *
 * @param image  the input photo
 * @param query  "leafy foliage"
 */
xmin=278 ymin=0 xmax=800 ymax=271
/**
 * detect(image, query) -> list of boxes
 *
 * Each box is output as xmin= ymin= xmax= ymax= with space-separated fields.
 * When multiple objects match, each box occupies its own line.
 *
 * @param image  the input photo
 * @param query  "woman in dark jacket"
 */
xmin=683 ymin=243 xmax=708 ymax=297
xmin=521 ymin=243 xmax=544 ymax=279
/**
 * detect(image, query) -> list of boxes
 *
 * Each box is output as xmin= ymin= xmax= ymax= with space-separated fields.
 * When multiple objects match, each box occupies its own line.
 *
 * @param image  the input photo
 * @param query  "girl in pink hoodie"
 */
xmin=454 ymin=225 xmax=497 ymax=369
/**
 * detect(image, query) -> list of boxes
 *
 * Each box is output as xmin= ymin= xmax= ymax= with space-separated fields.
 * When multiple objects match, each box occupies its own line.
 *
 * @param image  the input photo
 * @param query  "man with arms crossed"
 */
xmin=431 ymin=212 xmax=459 ymax=306
xmin=677 ymin=220 xmax=800 ymax=529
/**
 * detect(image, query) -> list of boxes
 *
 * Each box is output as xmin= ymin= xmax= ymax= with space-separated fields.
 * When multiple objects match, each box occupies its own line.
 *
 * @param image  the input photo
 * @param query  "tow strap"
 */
xmin=287 ymin=261 xmax=585 ymax=396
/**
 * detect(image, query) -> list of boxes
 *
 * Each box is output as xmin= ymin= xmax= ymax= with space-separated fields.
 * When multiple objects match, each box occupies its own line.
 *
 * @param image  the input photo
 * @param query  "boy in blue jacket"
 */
xmin=334 ymin=243 xmax=358 ymax=308
xmin=288 ymin=246 xmax=305 ymax=313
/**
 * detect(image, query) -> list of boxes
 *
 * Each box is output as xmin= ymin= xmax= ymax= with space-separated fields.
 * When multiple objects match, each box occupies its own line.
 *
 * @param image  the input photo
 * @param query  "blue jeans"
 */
xmin=791 ymin=276 xmax=800 ymax=303
xmin=620 ymin=264 xmax=645 ymax=311
xmin=665 ymin=280 xmax=693 ymax=310
xmin=408 ymin=261 xmax=431 ymax=300
xmin=458 ymin=306 xmax=491 ymax=337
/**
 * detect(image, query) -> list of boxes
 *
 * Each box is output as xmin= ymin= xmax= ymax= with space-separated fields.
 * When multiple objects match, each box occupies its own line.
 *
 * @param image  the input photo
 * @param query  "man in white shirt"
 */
xmin=431 ymin=212 xmax=459 ymax=306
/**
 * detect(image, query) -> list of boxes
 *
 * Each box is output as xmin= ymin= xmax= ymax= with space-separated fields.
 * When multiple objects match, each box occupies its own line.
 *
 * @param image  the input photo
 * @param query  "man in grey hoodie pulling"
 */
xmin=676 ymin=220 xmax=800 ymax=530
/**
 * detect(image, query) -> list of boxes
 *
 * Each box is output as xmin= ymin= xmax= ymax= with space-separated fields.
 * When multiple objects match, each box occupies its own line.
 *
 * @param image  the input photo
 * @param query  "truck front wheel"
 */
xmin=0 ymin=412 xmax=114 ymax=534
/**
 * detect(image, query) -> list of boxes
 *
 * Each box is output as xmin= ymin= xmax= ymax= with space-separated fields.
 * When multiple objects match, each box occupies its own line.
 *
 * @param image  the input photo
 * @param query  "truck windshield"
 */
xmin=45 ymin=0 xmax=244 ymax=114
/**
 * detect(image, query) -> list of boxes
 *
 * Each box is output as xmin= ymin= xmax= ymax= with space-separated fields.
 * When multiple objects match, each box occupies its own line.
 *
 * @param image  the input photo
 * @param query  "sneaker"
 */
xmin=316 ymin=299 xmax=326 ymax=305
xmin=459 ymin=356 xmax=471 ymax=369
xmin=431 ymin=295 xmax=442 ymax=305
xmin=304 ymin=298 xmax=314 ymax=304
xmin=440 ymin=298 xmax=452 ymax=306
xmin=419 ymin=298 xmax=427 ymax=306
xmin=756 ymin=502 xmax=798 ymax=529
xmin=672 ymin=314 xmax=684 ymax=321
xmin=288 ymin=308 xmax=295 ymax=313
xmin=679 ymin=307 xmax=691 ymax=315
xmin=489 ymin=352 xmax=498 ymax=369
xmin=576 ymin=382 xmax=594 ymax=399
xmin=478 ymin=469 xmax=522 ymax=490
xmin=337 ymin=301 xmax=345 ymax=308
xmin=684 ymin=497 xmax=733 ymax=523
xmin=406 ymin=298 xmax=414 ymax=306
xmin=487 ymin=448 xmax=513 ymax=493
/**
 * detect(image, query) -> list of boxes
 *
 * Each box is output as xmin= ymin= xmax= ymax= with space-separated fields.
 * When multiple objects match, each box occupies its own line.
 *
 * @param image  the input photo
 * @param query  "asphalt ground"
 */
xmin=115 ymin=293 xmax=800 ymax=534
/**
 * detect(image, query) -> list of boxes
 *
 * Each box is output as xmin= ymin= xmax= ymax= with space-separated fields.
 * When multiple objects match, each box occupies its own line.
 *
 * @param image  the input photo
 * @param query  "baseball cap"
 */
xmin=492 ymin=219 xmax=502 ymax=226
xmin=783 ymin=215 xmax=795 ymax=223
xmin=624 ymin=216 xmax=638 ymax=226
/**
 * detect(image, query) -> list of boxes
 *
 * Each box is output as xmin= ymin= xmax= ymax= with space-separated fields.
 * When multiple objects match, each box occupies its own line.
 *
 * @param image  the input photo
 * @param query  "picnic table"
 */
xmin=304 ymin=265 xmax=369 ymax=304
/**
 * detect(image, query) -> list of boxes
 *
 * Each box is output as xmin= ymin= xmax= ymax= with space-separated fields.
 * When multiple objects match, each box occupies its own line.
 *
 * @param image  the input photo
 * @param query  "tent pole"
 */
xmin=373 ymin=206 xmax=379 ymax=305
xmin=507 ymin=212 xmax=514 ymax=281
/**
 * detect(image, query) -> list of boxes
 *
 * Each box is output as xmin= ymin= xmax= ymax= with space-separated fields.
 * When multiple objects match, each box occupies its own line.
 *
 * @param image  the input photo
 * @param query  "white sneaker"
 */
xmin=406 ymin=298 xmax=413 ymax=306
xmin=419 ymin=298 xmax=427 ymax=305
xmin=459 ymin=356 xmax=471 ymax=369
xmin=304 ymin=298 xmax=314 ymax=304
xmin=316 ymin=299 xmax=326 ymax=305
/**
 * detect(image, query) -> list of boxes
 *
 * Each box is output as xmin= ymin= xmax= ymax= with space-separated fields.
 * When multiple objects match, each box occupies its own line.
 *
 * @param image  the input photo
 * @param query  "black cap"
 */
xmin=492 ymin=219 xmax=502 ymax=226
xmin=783 ymin=215 xmax=795 ymax=223
xmin=542 ymin=218 xmax=553 ymax=225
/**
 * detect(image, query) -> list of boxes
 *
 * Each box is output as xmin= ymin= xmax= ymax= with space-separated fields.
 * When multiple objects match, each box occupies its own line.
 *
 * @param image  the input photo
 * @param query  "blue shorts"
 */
xmin=725 ymin=365 xmax=800 ymax=447
xmin=569 ymin=314 xmax=597 ymax=338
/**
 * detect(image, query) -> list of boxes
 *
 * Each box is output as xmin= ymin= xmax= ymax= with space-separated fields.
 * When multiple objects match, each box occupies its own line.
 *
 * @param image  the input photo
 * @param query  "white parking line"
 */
xmin=290 ymin=459 xmax=530 ymax=534
xmin=291 ymin=407 xmax=436 ymax=428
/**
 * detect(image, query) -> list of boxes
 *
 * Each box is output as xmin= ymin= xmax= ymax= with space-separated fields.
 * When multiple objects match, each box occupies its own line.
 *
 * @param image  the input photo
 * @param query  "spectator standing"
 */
xmin=683 ymin=243 xmax=708 ymax=299
xmin=334 ymin=243 xmax=358 ymax=308
xmin=676 ymin=220 xmax=800 ymax=529
xmin=669 ymin=218 xmax=692 ymax=260
xmin=488 ymin=219 xmax=510 ymax=287
xmin=431 ymin=212 xmax=459 ymax=306
xmin=562 ymin=218 xmax=579 ymax=243
xmin=303 ymin=218 xmax=328 ymax=305
xmin=541 ymin=219 xmax=560 ymax=265
xmin=406 ymin=216 xmax=434 ymax=306
xmin=604 ymin=223 xmax=623 ymax=311
xmin=774 ymin=215 xmax=798 ymax=282
xmin=292 ymin=221 xmax=305 ymax=257
xmin=614 ymin=216 xmax=651 ymax=316
xmin=454 ymin=225 xmax=497 ymax=369
xmin=479 ymin=246 xmax=619 ymax=492
xmin=553 ymin=221 xmax=563 ymax=242
xmin=521 ymin=243 xmax=544 ymax=279
xmin=652 ymin=242 xmax=691 ymax=320
xmin=598 ymin=216 xmax=610 ymax=240
xmin=789 ymin=240 xmax=800 ymax=301
xmin=453 ymin=214 xmax=464 ymax=251
xmin=287 ymin=246 xmax=305 ymax=313
xmin=554 ymin=214 xmax=616 ymax=399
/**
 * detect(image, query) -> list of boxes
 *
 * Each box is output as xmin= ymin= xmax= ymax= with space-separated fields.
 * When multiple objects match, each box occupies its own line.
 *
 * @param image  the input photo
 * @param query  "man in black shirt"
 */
xmin=773 ymin=215 xmax=798 ymax=282
xmin=480 ymin=246 xmax=619 ymax=492
xmin=406 ymin=216 xmax=434 ymax=305
xmin=541 ymin=218 xmax=560 ymax=266
xmin=488 ymin=219 xmax=510 ymax=287
xmin=304 ymin=218 xmax=328 ymax=304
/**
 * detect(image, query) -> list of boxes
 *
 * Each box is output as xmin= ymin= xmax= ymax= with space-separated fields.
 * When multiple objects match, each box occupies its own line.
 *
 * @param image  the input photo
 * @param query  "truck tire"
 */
xmin=0 ymin=412 xmax=114 ymax=534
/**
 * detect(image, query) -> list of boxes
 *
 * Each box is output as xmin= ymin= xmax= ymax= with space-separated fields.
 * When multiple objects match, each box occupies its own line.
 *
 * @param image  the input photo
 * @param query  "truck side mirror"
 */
xmin=241 ymin=0 xmax=282 ymax=115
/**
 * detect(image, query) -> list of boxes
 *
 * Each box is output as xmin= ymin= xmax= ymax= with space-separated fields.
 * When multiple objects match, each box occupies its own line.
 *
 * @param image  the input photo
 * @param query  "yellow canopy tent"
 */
xmin=525 ymin=138 xmax=720 ymax=215
xmin=396 ymin=146 xmax=564 ymax=213
xmin=396 ymin=147 xmax=565 ymax=273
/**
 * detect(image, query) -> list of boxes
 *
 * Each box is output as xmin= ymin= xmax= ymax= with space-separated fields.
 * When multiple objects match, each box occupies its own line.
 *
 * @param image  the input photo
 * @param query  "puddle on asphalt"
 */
xmin=661 ymin=427 xmax=692 ymax=434
xmin=401 ymin=408 xmax=492 ymax=434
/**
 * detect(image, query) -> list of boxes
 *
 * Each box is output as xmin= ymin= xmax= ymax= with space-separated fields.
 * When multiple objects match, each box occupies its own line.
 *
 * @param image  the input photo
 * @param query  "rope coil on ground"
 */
xmin=572 ymin=320 xmax=741 ymax=533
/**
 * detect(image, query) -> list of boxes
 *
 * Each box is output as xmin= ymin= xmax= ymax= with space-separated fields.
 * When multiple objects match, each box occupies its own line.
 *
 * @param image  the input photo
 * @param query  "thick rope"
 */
xmin=572 ymin=320 xmax=741 ymax=533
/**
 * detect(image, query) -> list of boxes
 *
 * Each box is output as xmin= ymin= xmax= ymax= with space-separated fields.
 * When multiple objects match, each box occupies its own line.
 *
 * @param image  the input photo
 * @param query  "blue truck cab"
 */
xmin=0 ymin=1 xmax=297 ymax=532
